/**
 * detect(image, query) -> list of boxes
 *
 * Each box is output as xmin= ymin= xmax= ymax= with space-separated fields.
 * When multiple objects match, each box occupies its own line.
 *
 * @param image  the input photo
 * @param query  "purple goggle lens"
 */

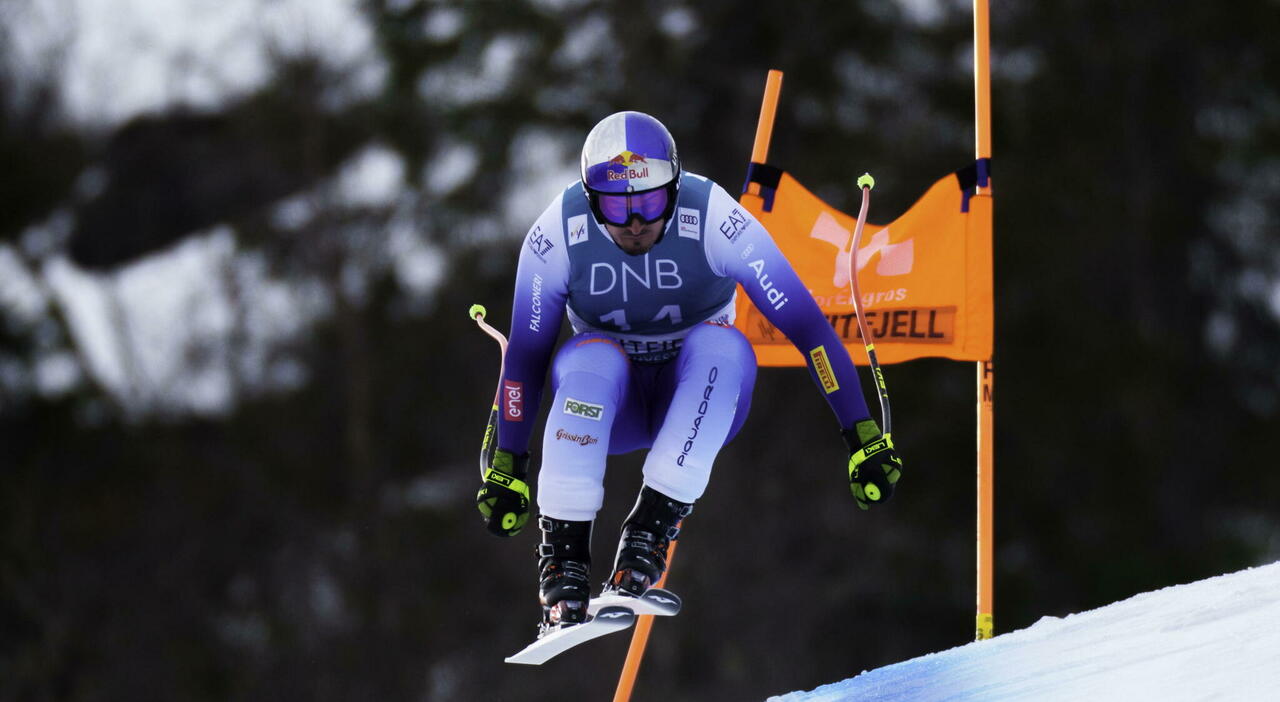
xmin=595 ymin=187 xmax=671 ymax=226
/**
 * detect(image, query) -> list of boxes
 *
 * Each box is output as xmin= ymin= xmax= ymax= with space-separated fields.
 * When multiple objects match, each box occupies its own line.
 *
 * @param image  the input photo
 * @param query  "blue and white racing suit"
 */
xmin=499 ymin=172 xmax=871 ymax=521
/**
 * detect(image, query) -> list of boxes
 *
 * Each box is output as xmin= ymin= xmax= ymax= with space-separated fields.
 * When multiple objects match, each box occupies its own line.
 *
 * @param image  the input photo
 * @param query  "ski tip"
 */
xmin=588 ymin=587 xmax=682 ymax=617
xmin=645 ymin=588 xmax=682 ymax=610
xmin=505 ymin=653 xmax=542 ymax=665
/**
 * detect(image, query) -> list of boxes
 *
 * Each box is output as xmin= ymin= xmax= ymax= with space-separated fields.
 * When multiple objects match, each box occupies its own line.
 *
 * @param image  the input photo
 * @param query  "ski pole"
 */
xmin=468 ymin=303 xmax=508 ymax=478
xmin=847 ymin=174 xmax=892 ymax=435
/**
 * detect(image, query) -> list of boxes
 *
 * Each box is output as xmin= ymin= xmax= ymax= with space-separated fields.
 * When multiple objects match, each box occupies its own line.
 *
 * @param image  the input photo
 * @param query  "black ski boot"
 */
xmin=607 ymin=486 xmax=693 ymax=596
xmin=537 ymin=516 xmax=593 ymax=630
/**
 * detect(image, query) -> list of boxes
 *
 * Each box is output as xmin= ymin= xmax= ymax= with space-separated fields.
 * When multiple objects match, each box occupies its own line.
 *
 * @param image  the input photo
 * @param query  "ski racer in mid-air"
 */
xmin=476 ymin=111 xmax=904 ymax=633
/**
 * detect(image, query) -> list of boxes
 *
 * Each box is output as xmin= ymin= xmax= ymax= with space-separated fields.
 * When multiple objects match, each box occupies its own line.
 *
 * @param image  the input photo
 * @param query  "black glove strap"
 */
xmin=493 ymin=450 xmax=531 ymax=479
xmin=841 ymin=428 xmax=862 ymax=454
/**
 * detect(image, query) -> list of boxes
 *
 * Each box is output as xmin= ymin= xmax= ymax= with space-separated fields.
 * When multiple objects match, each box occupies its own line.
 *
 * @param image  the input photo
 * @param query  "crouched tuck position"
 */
xmin=475 ymin=111 xmax=904 ymax=631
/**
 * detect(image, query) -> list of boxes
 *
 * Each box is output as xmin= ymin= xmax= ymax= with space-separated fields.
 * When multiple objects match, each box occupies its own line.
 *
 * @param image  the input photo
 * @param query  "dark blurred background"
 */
xmin=2 ymin=1 xmax=1279 ymax=700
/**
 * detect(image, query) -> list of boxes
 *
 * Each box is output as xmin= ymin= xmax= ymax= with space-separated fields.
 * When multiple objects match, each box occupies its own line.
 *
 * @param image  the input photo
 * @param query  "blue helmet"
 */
xmin=580 ymin=111 xmax=680 ymax=226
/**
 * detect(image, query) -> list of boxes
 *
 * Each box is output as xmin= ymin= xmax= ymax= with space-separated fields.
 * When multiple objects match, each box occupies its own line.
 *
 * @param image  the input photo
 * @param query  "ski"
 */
xmin=505 ymin=606 xmax=635 ymax=665
xmin=505 ymin=588 xmax=683 ymax=665
xmin=588 ymin=587 xmax=682 ymax=618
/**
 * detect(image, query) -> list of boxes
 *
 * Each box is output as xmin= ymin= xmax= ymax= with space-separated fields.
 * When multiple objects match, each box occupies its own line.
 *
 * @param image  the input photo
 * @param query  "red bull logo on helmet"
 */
xmin=609 ymin=150 xmax=648 ymax=166
xmin=606 ymin=150 xmax=651 ymax=182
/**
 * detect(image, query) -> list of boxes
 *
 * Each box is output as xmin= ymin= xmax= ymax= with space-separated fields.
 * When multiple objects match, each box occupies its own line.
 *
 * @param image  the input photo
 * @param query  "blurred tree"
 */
xmin=68 ymin=62 xmax=371 ymax=270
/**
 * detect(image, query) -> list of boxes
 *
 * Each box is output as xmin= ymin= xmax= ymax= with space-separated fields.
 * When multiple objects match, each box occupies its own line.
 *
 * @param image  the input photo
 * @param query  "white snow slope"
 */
xmin=770 ymin=561 xmax=1280 ymax=702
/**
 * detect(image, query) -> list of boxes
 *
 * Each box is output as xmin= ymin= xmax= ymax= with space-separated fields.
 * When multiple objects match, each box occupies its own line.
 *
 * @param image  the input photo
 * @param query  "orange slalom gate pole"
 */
xmin=973 ymin=0 xmax=996 ymax=641
xmin=973 ymin=0 xmax=993 ymax=178
xmin=977 ymin=361 xmax=994 ymax=640
xmin=612 ymin=539 xmax=678 ymax=702
xmin=613 ymin=69 xmax=784 ymax=702
xmin=744 ymin=69 xmax=784 ymax=199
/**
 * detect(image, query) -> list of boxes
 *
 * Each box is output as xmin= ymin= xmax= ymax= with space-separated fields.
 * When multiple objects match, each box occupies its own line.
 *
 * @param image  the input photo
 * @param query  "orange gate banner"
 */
xmin=737 ymin=162 xmax=993 ymax=366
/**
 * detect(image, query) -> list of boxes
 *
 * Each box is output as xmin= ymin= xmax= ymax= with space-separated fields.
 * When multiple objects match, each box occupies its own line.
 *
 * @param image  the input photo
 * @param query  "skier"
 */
xmin=476 ymin=111 xmax=903 ymax=632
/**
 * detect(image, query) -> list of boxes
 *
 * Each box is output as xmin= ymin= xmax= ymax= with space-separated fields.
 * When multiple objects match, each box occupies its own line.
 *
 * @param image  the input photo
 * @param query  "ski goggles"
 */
xmin=588 ymin=185 xmax=675 ymax=227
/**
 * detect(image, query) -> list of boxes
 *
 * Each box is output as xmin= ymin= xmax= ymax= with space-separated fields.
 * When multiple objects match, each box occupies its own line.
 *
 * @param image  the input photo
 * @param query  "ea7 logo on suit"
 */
xmin=527 ymin=227 xmax=555 ymax=262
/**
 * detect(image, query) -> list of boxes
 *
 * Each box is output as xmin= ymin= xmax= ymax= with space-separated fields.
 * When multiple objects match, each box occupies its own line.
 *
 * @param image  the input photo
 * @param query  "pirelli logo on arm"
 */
xmin=809 ymin=345 xmax=840 ymax=394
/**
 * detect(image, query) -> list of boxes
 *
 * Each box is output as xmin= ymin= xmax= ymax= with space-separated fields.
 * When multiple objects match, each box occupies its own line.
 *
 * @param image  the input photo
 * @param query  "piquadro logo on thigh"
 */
xmin=676 ymin=366 xmax=719 ymax=467
xmin=563 ymin=397 xmax=604 ymax=421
